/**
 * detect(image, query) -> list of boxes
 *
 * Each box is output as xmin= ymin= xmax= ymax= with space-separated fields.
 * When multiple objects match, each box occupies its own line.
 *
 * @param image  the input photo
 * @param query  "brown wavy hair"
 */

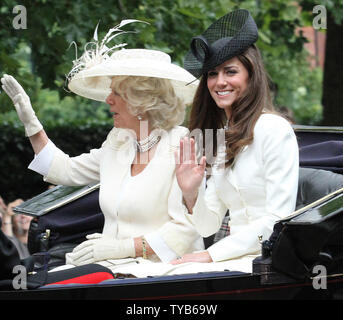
xmin=188 ymin=44 xmax=276 ymax=167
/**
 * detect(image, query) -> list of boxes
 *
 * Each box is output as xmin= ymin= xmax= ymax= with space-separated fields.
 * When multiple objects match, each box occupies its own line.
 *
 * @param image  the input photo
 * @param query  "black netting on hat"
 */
xmin=184 ymin=9 xmax=258 ymax=78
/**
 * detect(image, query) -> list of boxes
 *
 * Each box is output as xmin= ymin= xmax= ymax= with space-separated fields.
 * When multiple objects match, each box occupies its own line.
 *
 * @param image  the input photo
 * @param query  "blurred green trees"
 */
xmin=0 ymin=0 xmax=334 ymax=125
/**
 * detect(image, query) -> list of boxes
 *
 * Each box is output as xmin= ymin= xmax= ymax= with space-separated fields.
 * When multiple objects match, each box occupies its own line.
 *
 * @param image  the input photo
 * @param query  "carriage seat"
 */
xmin=296 ymin=167 xmax=343 ymax=209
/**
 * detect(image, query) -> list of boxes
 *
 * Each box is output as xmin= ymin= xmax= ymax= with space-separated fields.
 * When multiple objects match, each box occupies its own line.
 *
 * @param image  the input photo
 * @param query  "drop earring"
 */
xmin=137 ymin=115 xmax=143 ymax=121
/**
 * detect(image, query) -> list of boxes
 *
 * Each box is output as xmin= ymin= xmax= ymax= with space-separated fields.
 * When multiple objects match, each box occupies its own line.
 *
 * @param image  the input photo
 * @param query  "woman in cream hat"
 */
xmin=1 ymin=20 xmax=204 ymax=269
xmin=173 ymin=9 xmax=299 ymax=270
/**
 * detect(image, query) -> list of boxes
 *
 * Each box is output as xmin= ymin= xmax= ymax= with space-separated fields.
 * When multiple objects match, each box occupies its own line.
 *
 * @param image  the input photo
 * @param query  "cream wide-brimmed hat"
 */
xmin=67 ymin=20 xmax=198 ymax=105
xmin=68 ymin=48 xmax=198 ymax=105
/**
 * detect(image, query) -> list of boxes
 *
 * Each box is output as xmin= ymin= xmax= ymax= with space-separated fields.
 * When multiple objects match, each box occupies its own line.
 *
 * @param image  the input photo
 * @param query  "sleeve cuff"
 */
xmin=28 ymin=140 xmax=57 ymax=176
xmin=145 ymin=232 xmax=179 ymax=262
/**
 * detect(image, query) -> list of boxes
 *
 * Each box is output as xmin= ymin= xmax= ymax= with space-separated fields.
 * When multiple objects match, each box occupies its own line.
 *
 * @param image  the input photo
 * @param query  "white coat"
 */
xmin=186 ymin=113 xmax=299 ymax=262
xmin=42 ymin=126 xmax=204 ymax=262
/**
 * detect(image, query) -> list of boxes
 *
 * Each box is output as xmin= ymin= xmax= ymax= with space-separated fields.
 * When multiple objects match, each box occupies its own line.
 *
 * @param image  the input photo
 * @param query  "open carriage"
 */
xmin=1 ymin=125 xmax=343 ymax=301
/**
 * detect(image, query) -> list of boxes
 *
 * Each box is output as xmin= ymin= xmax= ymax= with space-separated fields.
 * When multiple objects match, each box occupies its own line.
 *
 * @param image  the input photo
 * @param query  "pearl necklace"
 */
xmin=135 ymin=133 xmax=161 ymax=153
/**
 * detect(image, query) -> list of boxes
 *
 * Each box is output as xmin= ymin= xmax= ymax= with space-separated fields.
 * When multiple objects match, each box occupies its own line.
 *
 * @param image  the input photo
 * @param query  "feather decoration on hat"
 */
xmin=66 ymin=19 xmax=148 ymax=82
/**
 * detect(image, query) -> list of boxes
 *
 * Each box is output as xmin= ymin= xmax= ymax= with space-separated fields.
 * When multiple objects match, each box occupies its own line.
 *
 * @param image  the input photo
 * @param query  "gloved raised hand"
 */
xmin=1 ymin=74 xmax=43 ymax=137
xmin=65 ymin=233 xmax=136 ymax=266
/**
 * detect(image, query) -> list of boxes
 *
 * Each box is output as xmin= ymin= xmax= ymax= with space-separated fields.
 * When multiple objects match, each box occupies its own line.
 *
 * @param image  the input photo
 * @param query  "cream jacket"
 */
xmin=187 ymin=114 xmax=299 ymax=262
xmin=38 ymin=126 xmax=204 ymax=262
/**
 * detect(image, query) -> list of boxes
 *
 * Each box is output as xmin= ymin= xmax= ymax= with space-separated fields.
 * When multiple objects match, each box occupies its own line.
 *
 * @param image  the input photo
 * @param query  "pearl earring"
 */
xmin=137 ymin=115 xmax=143 ymax=121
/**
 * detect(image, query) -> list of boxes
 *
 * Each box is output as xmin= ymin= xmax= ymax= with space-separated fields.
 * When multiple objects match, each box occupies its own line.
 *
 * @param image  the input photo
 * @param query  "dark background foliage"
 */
xmin=0 ymin=120 xmax=111 ymax=202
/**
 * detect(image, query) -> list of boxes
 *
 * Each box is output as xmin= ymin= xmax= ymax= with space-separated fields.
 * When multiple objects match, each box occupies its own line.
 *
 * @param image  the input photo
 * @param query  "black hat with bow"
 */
xmin=184 ymin=9 xmax=258 ymax=78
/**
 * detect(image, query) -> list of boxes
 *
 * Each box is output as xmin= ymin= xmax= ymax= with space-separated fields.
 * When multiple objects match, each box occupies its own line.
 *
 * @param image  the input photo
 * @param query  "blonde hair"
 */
xmin=111 ymin=75 xmax=186 ymax=130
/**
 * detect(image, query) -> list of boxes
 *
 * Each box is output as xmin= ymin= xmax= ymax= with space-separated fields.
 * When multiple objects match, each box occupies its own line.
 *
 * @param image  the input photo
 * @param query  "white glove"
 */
xmin=65 ymin=233 xmax=136 ymax=266
xmin=1 ymin=74 xmax=43 ymax=137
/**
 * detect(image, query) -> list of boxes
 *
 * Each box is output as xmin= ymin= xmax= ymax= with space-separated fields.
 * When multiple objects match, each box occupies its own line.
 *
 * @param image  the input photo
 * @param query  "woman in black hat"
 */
xmin=173 ymin=9 xmax=299 ymax=269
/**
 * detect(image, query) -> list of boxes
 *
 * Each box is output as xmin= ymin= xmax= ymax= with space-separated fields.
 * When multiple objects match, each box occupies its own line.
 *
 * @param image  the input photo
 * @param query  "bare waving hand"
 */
xmin=175 ymin=137 xmax=206 ymax=213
